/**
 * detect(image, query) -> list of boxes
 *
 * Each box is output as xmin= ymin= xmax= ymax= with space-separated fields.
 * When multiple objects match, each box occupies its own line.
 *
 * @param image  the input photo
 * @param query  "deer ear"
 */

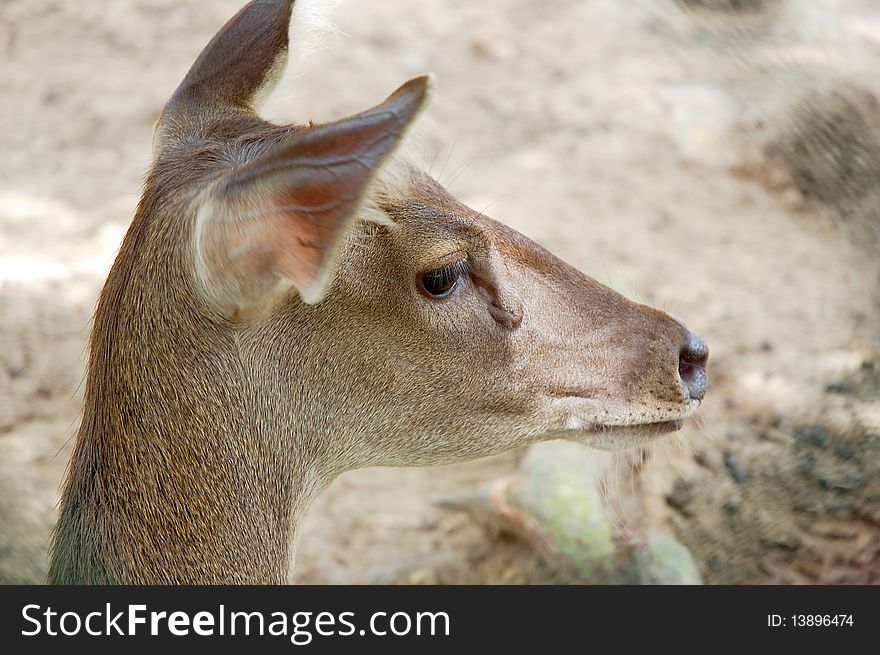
xmin=195 ymin=75 xmax=431 ymax=314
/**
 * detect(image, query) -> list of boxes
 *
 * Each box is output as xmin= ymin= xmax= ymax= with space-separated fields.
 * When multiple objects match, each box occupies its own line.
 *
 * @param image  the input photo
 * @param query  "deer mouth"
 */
xmin=567 ymin=418 xmax=689 ymax=451
xmin=591 ymin=419 xmax=684 ymax=435
xmin=552 ymin=394 xmax=700 ymax=445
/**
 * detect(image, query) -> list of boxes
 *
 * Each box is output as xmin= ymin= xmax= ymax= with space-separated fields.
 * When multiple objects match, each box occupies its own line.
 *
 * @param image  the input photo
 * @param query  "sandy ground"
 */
xmin=1 ymin=0 xmax=879 ymax=583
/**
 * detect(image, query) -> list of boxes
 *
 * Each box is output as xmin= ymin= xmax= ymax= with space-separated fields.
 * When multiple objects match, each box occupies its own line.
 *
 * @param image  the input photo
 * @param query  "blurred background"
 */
xmin=1 ymin=0 xmax=878 ymax=584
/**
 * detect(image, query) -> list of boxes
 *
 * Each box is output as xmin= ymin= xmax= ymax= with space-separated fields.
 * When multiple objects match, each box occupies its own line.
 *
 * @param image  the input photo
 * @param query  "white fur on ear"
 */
xmin=252 ymin=0 xmax=342 ymax=110
xmin=360 ymin=74 xmax=436 ymax=228
xmin=252 ymin=0 xmax=340 ymax=109
xmin=288 ymin=0 xmax=341 ymax=65
xmin=263 ymin=0 xmax=438 ymax=226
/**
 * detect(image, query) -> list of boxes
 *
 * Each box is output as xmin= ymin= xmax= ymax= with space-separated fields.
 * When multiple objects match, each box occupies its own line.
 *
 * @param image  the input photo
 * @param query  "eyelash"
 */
xmin=419 ymin=259 xmax=471 ymax=298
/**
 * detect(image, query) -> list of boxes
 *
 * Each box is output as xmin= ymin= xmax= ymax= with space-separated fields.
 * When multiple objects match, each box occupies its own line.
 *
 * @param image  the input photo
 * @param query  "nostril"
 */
xmin=679 ymin=333 xmax=709 ymax=401
xmin=680 ymin=334 xmax=708 ymax=369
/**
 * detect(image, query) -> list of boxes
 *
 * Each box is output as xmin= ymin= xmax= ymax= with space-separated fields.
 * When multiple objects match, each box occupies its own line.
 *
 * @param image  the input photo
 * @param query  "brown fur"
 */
xmin=49 ymin=0 xmax=707 ymax=584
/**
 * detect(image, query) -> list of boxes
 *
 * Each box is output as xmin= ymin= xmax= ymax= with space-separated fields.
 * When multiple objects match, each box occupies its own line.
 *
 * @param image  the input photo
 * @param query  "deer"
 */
xmin=48 ymin=0 xmax=709 ymax=584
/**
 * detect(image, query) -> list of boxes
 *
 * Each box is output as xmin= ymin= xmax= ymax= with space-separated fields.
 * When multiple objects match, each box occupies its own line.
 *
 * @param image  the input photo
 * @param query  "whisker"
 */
xmin=597 ymin=454 xmax=629 ymax=538
xmin=427 ymin=144 xmax=442 ymax=178
xmin=436 ymin=140 xmax=456 ymax=185
xmin=694 ymin=412 xmax=717 ymax=442
xmin=443 ymin=155 xmax=475 ymax=190
xmin=473 ymin=195 xmax=505 ymax=223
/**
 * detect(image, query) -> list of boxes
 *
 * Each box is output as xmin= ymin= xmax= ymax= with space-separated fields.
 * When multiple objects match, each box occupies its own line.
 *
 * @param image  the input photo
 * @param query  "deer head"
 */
xmin=50 ymin=0 xmax=708 ymax=584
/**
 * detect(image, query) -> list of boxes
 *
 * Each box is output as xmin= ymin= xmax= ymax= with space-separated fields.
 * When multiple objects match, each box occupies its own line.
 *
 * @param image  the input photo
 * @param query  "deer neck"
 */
xmin=49 ymin=230 xmax=329 ymax=584
xmin=50 ymin=357 xmax=326 ymax=584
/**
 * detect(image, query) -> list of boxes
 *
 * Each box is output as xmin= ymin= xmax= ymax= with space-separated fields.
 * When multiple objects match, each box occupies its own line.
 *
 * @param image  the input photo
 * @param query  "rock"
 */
xmin=722 ymin=497 xmax=742 ymax=514
xmin=833 ymin=440 xmax=855 ymax=461
xmin=666 ymin=480 xmax=695 ymax=517
xmin=634 ymin=531 xmax=703 ymax=585
xmin=436 ymin=441 xmax=703 ymax=584
xmin=723 ymin=452 xmax=748 ymax=482
xmin=795 ymin=424 xmax=831 ymax=448
xmin=510 ymin=442 xmax=618 ymax=581
xmin=798 ymin=451 xmax=816 ymax=477
xmin=826 ymin=381 xmax=855 ymax=394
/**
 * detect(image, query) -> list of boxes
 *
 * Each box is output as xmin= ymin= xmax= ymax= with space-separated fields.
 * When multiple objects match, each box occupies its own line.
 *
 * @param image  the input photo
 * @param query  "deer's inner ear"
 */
xmin=193 ymin=76 xmax=432 ymax=317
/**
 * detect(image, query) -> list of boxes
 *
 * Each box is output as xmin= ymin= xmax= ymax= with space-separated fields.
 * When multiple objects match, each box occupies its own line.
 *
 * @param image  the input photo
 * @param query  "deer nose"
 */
xmin=678 ymin=332 xmax=709 ymax=401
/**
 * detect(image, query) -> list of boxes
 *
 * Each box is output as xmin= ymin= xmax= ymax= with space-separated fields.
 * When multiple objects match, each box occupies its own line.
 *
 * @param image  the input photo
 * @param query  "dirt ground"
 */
xmin=1 ymin=0 xmax=879 ymax=584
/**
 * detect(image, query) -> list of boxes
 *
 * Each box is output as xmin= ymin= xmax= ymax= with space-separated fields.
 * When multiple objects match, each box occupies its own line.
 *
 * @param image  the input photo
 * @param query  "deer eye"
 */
xmin=419 ymin=260 xmax=471 ymax=299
